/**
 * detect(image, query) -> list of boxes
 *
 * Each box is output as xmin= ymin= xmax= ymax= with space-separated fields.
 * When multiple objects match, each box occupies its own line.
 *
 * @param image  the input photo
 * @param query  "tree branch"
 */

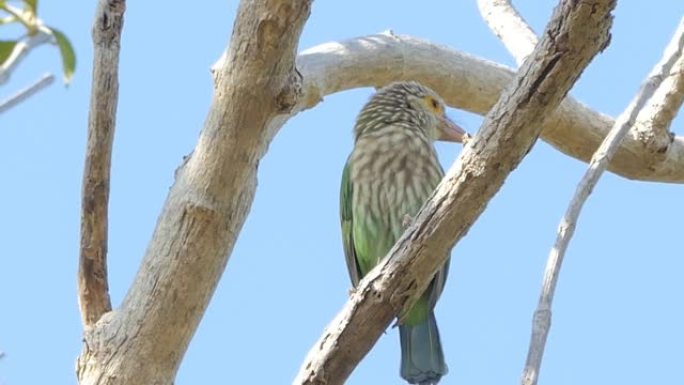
xmin=633 ymin=17 xmax=684 ymax=155
xmin=294 ymin=32 xmax=684 ymax=183
xmin=0 ymin=28 xmax=52 ymax=85
xmin=293 ymin=1 xmax=615 ymax=384
xmin=477 ymin=2 xmax=681 ymax=179
xmin=0 ymin=72 xmax=53 ymax=114
xmin=78 ymin=0 xmax=125 ymax=328
xmin=477 ymin=0 xmax=537 ymax=65
xmin=521 ymin=14 xmax=684 ymax=385
xmin=76 ymin=0 xmax=312 ymax=384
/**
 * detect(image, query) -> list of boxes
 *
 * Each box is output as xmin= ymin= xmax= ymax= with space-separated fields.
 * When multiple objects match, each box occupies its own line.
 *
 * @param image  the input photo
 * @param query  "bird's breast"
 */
xmin=349 ymin=134 xmax=443 ymax=222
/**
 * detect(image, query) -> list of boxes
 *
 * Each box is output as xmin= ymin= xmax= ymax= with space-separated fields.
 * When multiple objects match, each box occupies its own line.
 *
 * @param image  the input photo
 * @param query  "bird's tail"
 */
xmin=399 ymin=311 xmax=447 ymax=385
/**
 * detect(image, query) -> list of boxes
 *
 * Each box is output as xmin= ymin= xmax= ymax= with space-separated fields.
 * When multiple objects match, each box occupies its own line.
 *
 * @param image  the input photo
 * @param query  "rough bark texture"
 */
xmin=76 ymin=1 xmax=312 ymax=384
xmin=78 ymin=0 xmax=124 ymax=328
xmin=296 ymin=33 xmax=683 ymax=183
xmin=633 ymin=17 xmax=684 ymax=154
xmin=293 ymin=1 xmax=615 ymax=384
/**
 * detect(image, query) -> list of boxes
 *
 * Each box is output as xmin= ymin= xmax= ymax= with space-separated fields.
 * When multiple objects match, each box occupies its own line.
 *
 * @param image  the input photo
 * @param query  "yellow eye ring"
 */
xmin=425 ymin=96 xmax=444 ymax=114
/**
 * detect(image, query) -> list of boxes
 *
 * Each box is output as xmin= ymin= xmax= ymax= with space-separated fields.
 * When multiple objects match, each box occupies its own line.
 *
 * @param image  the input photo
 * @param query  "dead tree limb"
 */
xmin=78 ymin=0 xmax=125 ymax=328
xmin=296 ymin=33 xmax=684 ymax=183
xmin=76 ymin=0 xmax=312 ymax=384
xmin=294 ymin=1 xmax=615 ymax=384
xmin=522 ymin=15 xmax=684 ymax=385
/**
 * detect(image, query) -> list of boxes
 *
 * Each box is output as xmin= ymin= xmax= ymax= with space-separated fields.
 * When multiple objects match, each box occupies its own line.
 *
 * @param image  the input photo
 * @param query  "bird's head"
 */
xmin=354 ymin=81 xmax=469 ymax=143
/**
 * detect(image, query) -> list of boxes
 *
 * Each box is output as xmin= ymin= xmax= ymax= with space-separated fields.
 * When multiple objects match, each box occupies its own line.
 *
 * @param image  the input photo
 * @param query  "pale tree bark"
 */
xmin=75 ymin=0 xmax=684 ymax=384
xmin=76 ymin=0 xmax=312 ymax=384
xmin=296 ymin=33 xmax=684 ymax=183
xmin=78 ymin=0 xmax=123 ymax=328
xmin=475 ymin=0 xmax=681 ymax=181
xmin=632 ymin=17 xmax=684 ymax=155
xmin=521 ymin=16 xmax=684 ymax=385
xmin=294 ymin=0 xmax=615 ymax=384
xmin=477 ymin=0 xmax=537 ymax=65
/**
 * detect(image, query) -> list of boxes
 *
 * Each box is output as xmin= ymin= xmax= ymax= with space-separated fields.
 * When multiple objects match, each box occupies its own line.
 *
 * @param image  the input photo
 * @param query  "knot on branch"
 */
xmin=635 ymin=122 xmax=674 ymax=155
xmin=93 ymin=0 xmax=126 ymax=45
xmin=276 ymin=67 xmax=303 ymax=113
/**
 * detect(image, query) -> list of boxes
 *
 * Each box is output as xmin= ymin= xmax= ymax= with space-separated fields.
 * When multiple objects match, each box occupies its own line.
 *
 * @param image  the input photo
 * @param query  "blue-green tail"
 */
xmin=399 ymin=311 xmax=447 ymax=385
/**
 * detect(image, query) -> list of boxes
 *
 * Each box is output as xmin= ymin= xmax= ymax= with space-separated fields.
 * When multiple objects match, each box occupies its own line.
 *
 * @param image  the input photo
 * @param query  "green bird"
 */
xmin=340 ymin=81 xmax=468 ymax=385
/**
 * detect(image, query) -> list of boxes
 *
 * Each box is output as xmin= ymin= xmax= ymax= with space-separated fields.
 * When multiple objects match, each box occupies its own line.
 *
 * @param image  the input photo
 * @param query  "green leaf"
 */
xmin=24 ymin=0 xmax=37 ymax=14
xmin=47 ymin=27 xmax=76 ymax=84
xmin=0 ymin=40 xmax=17 ymax=64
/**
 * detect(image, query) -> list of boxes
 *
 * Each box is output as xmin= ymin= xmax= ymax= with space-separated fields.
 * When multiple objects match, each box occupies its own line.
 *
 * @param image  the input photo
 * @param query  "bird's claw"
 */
xmin=402 ymin=214 xmax=414 ymax=228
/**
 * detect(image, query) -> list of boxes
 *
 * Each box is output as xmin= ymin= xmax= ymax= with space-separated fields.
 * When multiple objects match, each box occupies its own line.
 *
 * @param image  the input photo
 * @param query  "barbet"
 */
xmin=340 ymin=81 xmax=468 ymax=384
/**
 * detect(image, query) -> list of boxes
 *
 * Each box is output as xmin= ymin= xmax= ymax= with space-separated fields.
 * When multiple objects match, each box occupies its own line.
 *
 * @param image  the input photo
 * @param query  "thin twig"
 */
xmin=0 ymin=2 xmax=35 ymax=31
xmin=0 ymin=29 xmax=52 ymax=85
xmin=0 ymin=72 xmax=53 ymax=114
xmin=521 ymin=17 xmax=684 ymax=385
xmin=78 ymin=0 xmax=126 ymax=327
xmin=477 ymin=0 xmax=538 ymax=66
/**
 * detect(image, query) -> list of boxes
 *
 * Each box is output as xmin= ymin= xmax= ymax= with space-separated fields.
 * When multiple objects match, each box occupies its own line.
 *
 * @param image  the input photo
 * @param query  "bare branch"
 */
xmin=78 ymin=0 xmax=125 ymax=328
xmin=76 ymin=0 xmax=312 ymax=384
xmin=0 ymin=72 xmax=53 ymax=114
xmin=295 ymin=33 xmax=684 ymax=183
xmin=633 ymin=17 xmax=684 ymax=154
xmin=0 ymin=29 xmax=52 ymax=85
xmin=521 ymin=16 xmax=684 ymax=385
xmin=477 ymin=0 xmax=537 ymax=65
xmin=294 ymin=1 xmax=615 ymax=384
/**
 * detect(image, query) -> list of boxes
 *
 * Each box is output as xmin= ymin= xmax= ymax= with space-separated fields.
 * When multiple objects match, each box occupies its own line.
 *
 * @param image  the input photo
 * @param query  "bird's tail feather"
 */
xmin=399 ymin=311 xmax=447 ymax=385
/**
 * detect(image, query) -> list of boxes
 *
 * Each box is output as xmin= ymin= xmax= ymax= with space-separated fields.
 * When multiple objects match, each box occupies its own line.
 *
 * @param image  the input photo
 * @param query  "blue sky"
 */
xmin=1 ymin=1 xmax=683 ymax=385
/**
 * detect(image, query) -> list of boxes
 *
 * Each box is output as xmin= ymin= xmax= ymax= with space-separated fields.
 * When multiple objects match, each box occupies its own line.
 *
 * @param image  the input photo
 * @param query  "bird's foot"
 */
xmin=402 ymin=214 xmax=414 ymax=228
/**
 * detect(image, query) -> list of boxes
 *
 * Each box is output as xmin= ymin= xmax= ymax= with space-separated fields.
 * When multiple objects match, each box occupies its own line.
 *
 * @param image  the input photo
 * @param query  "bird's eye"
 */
xmin=426 ymin=97 xmax=443 ymax=114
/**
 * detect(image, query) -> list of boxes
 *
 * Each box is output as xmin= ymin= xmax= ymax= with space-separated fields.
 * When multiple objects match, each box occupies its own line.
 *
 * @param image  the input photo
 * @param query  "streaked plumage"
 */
xmin=340 ymin=81 xmax=467 ymax=385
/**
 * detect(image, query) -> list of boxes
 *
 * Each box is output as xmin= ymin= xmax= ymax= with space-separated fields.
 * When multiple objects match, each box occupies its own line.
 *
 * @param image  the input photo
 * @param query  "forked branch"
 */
xmin=521 ymin=15 xmax=684 ymax=385
xmin=477 ymin=0 xmax=680 ymax=178
xmin=76 ymin=0 xmax=312 ymax=384
xmin=294 ymin=1 xmax=615 ymax=384
xmin=633 ymin=17 xmax=684 ymax=154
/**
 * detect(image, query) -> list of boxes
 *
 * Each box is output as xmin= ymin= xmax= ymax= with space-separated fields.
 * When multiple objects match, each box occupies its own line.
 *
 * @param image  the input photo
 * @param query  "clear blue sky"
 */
xmin=1 ymin=1 xmax=683 ymax=384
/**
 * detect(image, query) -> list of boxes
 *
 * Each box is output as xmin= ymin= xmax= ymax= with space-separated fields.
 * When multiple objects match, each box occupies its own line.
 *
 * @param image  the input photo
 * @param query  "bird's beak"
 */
xmin=437 ymin=115 xmax=469 ymax=143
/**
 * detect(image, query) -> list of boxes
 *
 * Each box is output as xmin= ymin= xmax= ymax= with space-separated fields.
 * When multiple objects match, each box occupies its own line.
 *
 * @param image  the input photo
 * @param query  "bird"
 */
xmin=339 ymin=81 xmax=468 ymax=385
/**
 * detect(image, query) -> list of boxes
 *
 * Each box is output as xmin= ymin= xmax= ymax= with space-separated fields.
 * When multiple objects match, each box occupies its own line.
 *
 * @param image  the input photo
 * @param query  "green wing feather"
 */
xmin=340 ymin=161 xmax=361 ymax=285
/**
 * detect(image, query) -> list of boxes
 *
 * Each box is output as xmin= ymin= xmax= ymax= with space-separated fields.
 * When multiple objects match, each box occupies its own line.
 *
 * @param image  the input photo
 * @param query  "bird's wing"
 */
xmin=340 ymin=161 xmax=361 ymax=285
